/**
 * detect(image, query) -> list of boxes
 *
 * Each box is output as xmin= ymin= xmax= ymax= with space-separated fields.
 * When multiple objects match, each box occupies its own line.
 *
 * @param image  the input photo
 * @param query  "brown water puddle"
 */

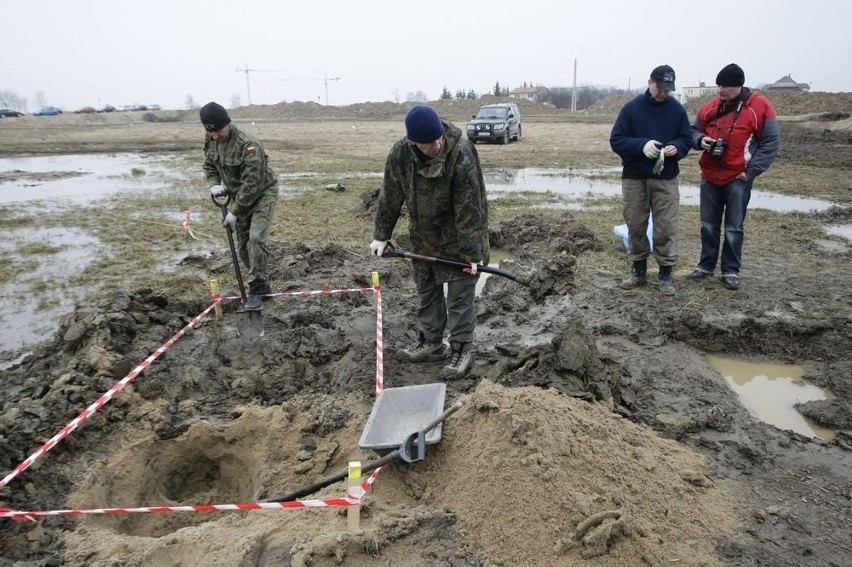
xmin=708 ymin=354 xmax=839 ymax=441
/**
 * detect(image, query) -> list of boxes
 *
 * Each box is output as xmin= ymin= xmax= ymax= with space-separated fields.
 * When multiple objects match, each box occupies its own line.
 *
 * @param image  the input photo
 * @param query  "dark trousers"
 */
xmin=697 ymin=178 xmax=751 ymax=276
xmin=416 ymin=268 xmax=477 ymax=344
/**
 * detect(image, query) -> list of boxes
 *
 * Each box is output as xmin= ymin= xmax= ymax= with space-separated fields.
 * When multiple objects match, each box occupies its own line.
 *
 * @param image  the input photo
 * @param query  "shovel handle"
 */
xmin=382 ymin=245 xmax=519 ymax=283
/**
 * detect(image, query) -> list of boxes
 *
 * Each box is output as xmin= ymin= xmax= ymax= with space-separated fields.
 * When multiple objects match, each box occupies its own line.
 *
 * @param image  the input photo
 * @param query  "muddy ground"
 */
xmin=0 ymin=98 xmax=850 ymax=566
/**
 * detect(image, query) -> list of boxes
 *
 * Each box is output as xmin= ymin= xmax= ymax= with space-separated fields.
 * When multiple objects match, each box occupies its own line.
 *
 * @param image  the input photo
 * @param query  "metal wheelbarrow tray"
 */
xmin=359 ymin=383 xmax=447 ymax=453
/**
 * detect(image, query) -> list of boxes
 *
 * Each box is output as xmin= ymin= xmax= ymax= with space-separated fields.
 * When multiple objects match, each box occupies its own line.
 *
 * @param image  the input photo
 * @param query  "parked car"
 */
xmin=98 ymin=104 xmax=116 ymax=113
xmin=75 ymin=106 xmax=96 ymax=114
xmin=33 ymin=106 xmax=63 ymax=116
xmin=0 ymin=108 xmax=25 ymax=118
xmin=466 ymin=102 xmax=522 ymax=144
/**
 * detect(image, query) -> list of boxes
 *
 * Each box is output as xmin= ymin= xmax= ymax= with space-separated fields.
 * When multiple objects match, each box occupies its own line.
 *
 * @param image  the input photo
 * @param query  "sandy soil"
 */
xmin=0 ymin=99 xmax=850 ymax=567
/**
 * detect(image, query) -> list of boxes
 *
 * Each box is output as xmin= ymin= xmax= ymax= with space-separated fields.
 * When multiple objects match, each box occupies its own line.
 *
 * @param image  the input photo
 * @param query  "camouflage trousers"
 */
xmin=415 ymin=267 xmax=477 ymax=344
xmin=235 ymin=194 xmax=278 ymax=285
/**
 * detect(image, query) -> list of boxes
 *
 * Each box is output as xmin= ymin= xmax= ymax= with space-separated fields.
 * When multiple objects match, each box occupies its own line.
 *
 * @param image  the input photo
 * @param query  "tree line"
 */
xmin=435 ymin=82 xmax=640 ymax=110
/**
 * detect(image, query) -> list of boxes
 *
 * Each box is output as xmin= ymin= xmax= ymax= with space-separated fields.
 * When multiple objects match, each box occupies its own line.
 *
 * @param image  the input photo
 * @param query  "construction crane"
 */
xmin=272 ymin=74 xmax=341 ymax=106
xmin=235 ymin=64 xmax=286 ymax=106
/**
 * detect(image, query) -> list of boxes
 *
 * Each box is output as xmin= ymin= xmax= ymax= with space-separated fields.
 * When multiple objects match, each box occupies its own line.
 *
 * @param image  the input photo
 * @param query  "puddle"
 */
xmin=825 ymin=224 xmax=852 ymax=241
xmin=484 ymin=168 xmax=839 ymax=214
xmin=0 ymin=154 xmax=187 ymax=362
xmin=0 ymin=154 xmax=173 ymax=206
xmin=708 ymin=355 xmax=838 ymax=440
xmin=0 ymin=227 xmax=102 ymax=365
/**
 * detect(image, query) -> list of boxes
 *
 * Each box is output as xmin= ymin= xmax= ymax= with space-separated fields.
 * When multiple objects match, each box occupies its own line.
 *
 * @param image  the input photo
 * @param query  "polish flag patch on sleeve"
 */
xmin=247 ymin=145 xmax=256 ymax=154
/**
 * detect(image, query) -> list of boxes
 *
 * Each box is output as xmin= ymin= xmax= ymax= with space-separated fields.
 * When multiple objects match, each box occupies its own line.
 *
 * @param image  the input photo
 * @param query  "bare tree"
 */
xmin=34 ymin=91 xmax=47 ymax=108
xmin=0 ymin=90 xmax=27 ymax=112
xmin=185 ymin=95 xmax=199 ymax=110
xmin=391 ymin=88 xmax=401 ymax=103
xmin=405 ymin=91 xmax=428 ymax=102
xmin=230 ymin=93 xmax=242 ymax=108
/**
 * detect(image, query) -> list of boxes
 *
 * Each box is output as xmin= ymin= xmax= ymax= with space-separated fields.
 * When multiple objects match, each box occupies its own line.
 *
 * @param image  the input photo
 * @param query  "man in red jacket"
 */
xmin=690 ymin=63 xmax=781 ymax=290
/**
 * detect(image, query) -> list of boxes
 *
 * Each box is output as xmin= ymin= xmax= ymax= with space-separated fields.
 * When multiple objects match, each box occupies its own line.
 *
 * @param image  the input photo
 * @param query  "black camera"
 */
xmin=709 ymin=138 xmax=727 ymax=160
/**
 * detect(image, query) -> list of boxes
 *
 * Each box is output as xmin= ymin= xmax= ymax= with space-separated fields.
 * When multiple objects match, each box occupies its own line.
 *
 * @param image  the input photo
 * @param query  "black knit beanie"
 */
xmin=716 ymin=64 xmax=745 ymax=87
xmin=199 ymin=102 xmax=231 ymax=131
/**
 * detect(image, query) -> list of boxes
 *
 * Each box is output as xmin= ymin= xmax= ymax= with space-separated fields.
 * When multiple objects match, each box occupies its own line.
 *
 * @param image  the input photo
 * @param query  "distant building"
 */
xmin=764 ymin=75 xmax=810 ymax=93
xmin=682 ymin=82 xmax=716 ymax=104
xmin=509 ymin=84 xmax=546 ymax=101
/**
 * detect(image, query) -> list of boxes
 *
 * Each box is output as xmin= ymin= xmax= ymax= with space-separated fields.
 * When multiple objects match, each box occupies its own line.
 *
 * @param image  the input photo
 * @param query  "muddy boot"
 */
xmin=619 ymin=260 xmax=647 ymax=289
xmin=442 ymin=342 xmax=472 ymax=378
xmin=396 ymin=334 xmax=445 ymax=362
xmin=251 ymin=280 xmax=273 ymax=301
xmin=243 ymin=293 xmax=262 ymax=311
xmin=658 ymin=265 xmax=675 ymax=295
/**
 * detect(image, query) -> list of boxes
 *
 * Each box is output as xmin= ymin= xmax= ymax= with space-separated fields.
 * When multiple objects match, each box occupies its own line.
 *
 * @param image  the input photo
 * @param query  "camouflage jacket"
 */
xmin=374 ymin=120 xmax=489 ymax=283
xmin=202 ymin=123 xmax=279 ymax=216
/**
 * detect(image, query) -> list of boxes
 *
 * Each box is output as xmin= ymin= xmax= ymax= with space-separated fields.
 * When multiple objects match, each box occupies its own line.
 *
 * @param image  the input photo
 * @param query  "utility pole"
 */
xmin=235 ymin=64 xmax=287 ymax=106
xmin=571 ymin=58 xmax=578 ymax=113
xmin=272 ymin=74 xmax=341 ymax=105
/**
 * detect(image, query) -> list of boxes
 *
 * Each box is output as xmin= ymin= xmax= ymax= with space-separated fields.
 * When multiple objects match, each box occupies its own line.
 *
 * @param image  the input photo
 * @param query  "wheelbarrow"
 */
xmin=264 ymin=389 xmax=460 ymax=503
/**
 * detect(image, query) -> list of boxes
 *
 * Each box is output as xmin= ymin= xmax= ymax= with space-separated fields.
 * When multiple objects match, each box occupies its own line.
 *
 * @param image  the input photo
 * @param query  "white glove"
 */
xmin=370 ymin=240 xmax=388 ymax=257
xmin=210 ymin=184 xmax=227 ymax=197
xmin=643 ymin=140 xmax=662 ymax=159
xmin=223 ymin=212 xmax=237 ymax=231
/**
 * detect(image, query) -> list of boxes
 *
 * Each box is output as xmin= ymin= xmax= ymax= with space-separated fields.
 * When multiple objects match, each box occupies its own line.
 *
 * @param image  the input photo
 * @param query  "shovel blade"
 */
xmin=235 ymin=310 xmax=264 ymax=338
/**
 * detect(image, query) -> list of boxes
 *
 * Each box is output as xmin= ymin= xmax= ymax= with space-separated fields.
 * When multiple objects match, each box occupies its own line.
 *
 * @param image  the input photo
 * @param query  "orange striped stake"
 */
xmin=347 ymin=461 xmax=361 ymax=529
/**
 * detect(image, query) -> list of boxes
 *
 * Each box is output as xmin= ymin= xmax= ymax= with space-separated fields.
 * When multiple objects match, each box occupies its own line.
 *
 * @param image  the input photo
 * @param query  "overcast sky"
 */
xmin=3 ymin=0 xmax=850 ymax=111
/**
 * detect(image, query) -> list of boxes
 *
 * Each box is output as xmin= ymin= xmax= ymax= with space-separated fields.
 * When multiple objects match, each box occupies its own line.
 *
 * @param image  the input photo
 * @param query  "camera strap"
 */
xmin=714 ymin=90 xmax=753 ymax=140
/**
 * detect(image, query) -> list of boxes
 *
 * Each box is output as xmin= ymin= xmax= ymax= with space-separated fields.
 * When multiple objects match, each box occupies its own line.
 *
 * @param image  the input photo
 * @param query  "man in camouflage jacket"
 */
xmin=371 ymin=105 xmax=489 ymax=378
xmin=200 ymin=102 xmax=279 ymax=310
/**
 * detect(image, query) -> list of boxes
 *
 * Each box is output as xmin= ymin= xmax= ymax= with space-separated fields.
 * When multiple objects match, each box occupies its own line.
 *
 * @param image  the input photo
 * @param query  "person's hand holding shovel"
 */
xmin=223 ymin=211 xmax=237 ymax=231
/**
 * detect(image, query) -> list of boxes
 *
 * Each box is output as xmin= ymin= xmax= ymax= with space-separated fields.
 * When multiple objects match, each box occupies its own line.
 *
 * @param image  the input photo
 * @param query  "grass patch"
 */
xmin=18 ymin=242 xmax=65 ymax=255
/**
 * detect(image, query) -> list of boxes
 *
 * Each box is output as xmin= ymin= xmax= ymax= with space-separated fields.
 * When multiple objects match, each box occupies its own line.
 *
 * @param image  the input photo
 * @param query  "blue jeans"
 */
xmin=697 ymin=178 xmax=751 ymax=276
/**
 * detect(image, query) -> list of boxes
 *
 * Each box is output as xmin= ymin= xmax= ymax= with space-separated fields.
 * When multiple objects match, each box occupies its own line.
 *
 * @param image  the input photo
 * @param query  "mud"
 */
xmin=0 ymin=104 xmax=851 ymax=567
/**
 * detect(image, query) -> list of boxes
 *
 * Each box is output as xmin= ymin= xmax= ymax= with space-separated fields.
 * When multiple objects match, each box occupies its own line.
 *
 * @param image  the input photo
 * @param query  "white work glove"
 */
xmin=223 ymin=212 xmax=237 ymax=231
xmin=370 ymin=240 xmax=388 ymax=256
xmin=210 ymin=184 xmax=227 ymax=197
xmin=643 ymin=140 xmax=662 ymax=159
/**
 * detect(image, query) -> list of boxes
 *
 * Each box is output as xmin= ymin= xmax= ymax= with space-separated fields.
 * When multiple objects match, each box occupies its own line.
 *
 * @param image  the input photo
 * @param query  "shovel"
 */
xmin=382 ymin=243 xmax=519 ymax=282
xmin=263 ymin=401 xmax=463 ymax=503
xmin=211 ymin=194 xmax=264 ymax=337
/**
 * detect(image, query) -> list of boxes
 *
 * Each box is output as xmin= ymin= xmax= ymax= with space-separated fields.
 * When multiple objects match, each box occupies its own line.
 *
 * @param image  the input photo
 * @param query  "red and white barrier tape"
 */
xmin=182 ymin=209 xmax=198 ymax=240
xmin=374 ymin=281 xmax=384 ymax=397
xmin=0 ymin=298 xmax=223 ymax=494
xmin=0 ymin=467 xmax=383 ymax=520
xmin=1 ymin=279 xmax=388 ymax=522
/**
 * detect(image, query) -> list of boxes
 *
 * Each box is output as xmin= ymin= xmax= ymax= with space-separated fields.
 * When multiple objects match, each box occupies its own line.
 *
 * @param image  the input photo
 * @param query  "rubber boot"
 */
xmin=619 ymin=260 xmax=647 ymax=289
xmin=658 ymin=265 xmax=675 ymax=295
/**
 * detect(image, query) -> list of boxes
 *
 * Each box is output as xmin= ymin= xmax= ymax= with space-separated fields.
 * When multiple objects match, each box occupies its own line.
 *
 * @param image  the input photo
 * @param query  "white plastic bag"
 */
xmin=613 ymin=215 xmax=654 ymax=251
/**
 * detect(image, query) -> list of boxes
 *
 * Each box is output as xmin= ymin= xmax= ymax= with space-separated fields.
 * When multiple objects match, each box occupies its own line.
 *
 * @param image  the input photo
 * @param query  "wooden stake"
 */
xmin=371 ymin=271 xmax=380 ymax=311
xmin=347 ymin=461 xmax=361 ymax=529
xmin=210 ymin=279 xmax=223 ymax=321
